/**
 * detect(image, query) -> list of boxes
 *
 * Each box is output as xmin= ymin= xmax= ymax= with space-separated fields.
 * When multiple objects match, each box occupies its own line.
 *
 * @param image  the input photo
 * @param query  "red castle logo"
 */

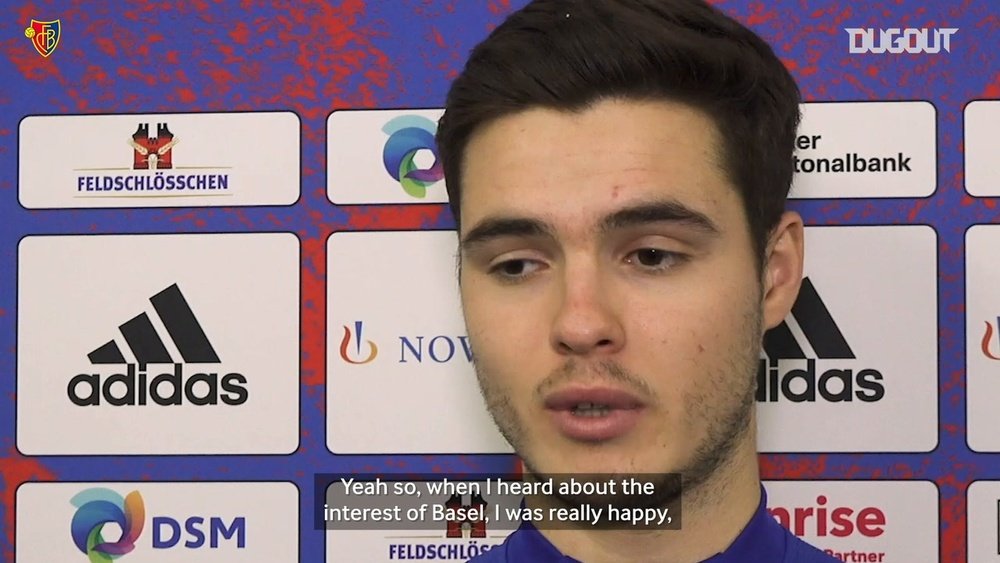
xmin=129 ymin=123 xmax=179 ymax=170
xmin=444 ymin=493 xmax=488 ymax=538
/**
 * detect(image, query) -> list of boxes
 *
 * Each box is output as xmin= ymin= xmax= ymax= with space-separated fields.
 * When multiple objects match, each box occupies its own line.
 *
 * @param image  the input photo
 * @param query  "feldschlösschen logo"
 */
xmin=69 ymin=283 xmax=248 ymax=406
xmin=75 ymin=123 xmax=230 ymax=196
xmin=759 ymin=277 xmax=885 ymax=403
xmin=71 ymin=488 xmax=145 ymax=562
xmin=381 ymin=115 xmax=443 ymax=198
xmin=25 ymin=19 xmax=61 ymax=57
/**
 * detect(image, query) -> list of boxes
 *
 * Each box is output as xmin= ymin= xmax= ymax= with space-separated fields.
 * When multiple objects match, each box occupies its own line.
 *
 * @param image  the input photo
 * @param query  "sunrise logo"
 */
xmin=382 ymin=115 xmax=443 ymax=198
xmin=70 ymin=488 xmax=145 ymax=562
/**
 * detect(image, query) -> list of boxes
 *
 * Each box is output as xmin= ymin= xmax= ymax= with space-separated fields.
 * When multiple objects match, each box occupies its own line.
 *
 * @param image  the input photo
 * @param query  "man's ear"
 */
xmin=761 ymin=211 xmax=805 ymax=330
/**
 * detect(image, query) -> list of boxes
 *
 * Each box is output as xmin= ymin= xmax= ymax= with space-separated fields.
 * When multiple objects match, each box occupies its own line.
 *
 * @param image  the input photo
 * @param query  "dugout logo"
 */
xmin=758 ymin=277 xmax=886 ymax=403
xmin=983 ymin=317 xmax=1000 ymax=361
xmin=24 ymin=19 xmax=61 ymax=57
xmin=382 ymin=115 xmax=443 ymax=198
xmin=71 ymin=488 xmax=145 ymax=561
xmin=68 ymin=283 xmax=249 ymax=407
xmin=846 ymin=27 xmax=957 ymax=54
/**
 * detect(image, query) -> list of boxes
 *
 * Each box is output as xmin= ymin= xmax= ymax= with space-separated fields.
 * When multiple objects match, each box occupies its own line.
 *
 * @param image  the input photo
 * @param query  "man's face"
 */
xmin=458 ymin=98 xmax=765 ymax=480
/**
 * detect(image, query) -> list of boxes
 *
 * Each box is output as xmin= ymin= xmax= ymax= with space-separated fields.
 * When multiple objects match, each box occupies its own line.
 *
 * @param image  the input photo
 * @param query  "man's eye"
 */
xmin=626 ymin=248 xmax=681 ymax=270
xmin=491 ymin=259 xmax=541 ymax=279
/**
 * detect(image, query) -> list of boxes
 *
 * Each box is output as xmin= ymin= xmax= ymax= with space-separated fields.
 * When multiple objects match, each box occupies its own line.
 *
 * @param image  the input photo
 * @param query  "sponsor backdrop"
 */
xmin=0 ymin=1 xmax=998 ymax=562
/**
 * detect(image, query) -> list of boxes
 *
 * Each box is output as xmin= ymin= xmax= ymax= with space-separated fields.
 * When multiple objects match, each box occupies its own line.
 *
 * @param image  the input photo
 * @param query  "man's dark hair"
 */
xmin=436 ymin=0 xmax=801 ymax=266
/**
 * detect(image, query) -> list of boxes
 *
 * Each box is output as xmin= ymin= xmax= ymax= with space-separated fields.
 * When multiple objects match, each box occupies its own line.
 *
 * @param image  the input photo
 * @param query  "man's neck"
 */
xmin=528 ymin=440 xmax=762 ymax=563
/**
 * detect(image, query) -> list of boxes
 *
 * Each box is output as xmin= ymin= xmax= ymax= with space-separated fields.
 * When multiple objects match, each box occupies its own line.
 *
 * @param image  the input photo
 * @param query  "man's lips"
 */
xmin=543 ymin=387 xmax=646 ymax=411
xmin=543 ymin=387 xmax=646 ymax=442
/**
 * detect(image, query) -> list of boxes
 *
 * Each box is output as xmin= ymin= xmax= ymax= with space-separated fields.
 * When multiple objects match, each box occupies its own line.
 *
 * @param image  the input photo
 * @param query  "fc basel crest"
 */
xmin=24 ymin=20 xmax=61 ymax=58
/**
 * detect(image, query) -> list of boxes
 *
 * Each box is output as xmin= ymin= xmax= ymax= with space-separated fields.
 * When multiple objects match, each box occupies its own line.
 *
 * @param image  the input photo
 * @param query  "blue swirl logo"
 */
xmin=70 ymin=488 xmax=145 ymax=562
xmin=382 ymin=115 xmax=444 ymax=198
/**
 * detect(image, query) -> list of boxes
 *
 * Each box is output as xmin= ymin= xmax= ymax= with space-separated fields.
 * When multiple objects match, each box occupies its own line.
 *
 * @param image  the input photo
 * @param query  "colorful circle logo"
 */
xmin=70 ymin=488 xmax=145 ymax=562
xmin=382 ymin=115 xmax=444 ymax=198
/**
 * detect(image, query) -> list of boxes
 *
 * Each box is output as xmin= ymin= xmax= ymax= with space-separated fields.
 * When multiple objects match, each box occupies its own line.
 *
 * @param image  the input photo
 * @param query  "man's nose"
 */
xmin=550 ymin=266 xmax=625 ymax=357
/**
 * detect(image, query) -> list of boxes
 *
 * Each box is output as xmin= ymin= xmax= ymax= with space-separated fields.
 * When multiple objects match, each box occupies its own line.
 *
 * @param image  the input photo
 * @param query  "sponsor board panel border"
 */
xmin=324 ymin=227 xmax=512 ymax=456
xmin=14 ymin=479 xmax=302 ymax=563
xmin=13 ymin=231 xmax=303 ymax=456
xmin=16 ymin=110 xmax=304 ymax=210
xmin=962 ymin=99 xmax=1000 ymax=198
xmin=791 ymin=99 xmax=939 ymax=200
xmin=766 ymin=478 xmax=941 ymax=563
xmin=326 ymin=106 xmax=449 ymax=207
xmin=963 ymin=224 xmax=1000 ymax=453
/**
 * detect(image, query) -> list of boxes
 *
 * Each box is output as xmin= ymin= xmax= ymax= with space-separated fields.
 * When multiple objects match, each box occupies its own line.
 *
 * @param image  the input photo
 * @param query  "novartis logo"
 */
xmin=845 ymin=28 xmax=957 ymax=54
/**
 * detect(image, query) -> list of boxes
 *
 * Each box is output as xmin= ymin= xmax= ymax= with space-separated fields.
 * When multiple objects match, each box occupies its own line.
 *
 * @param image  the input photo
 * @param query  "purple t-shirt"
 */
xmin=467 ymin=487 xmax=839 ymax=562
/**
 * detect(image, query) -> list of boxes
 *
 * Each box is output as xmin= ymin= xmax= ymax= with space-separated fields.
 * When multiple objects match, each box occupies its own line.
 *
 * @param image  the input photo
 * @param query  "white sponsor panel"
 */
xmin=327 ymin=109 xmax=448 ymax=204
xmin=765 ymin=480 xmax=938 ymax=562
xmin=965 ymin=101 xmax=1000 ymax=196
xmin=326 ymin=230 xmax=509 ymax=453
xmin=16 ymin=481 xmax=298 ymax=562
xmin=17 ymin=233 xmax=299 ymax=454
xmin=19 ymin=111 xmax=300 ymax=208
xmin=790 ymin=101 xmax=936 ymax=198
xmin=966 ymin=226 xmax=1000 ymax=450
xmin=757 ymin=226 xmax=937 ymax=452
xmin=966 ymin=481 xmax=1000 ymax=561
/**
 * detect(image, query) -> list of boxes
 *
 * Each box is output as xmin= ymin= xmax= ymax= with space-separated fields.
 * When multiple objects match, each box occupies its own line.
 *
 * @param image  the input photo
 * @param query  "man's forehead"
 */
xmin=462 ymin=98 xmax=727 ymax=164
xmin=458 ymin=98 xmax=735 ymax=222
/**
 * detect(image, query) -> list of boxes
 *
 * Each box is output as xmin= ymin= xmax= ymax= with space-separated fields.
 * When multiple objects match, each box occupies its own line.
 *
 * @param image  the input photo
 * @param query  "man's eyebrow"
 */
xmin=459 ymin=200 xmax=718 ymax=250
xmin=599 ymin=200 xmax=720 ymax=235
xmin=460 ymin=217 xmax=555 ymax=250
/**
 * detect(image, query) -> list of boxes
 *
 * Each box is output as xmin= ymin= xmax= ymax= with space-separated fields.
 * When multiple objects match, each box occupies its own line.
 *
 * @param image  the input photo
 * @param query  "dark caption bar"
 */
xmin=314 ymin=473 xmax=683 ymax=531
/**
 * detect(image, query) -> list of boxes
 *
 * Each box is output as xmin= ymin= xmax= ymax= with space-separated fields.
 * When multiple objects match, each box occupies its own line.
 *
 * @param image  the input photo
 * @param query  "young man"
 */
xmin=436 ymin=1 xmax=837 ymax=561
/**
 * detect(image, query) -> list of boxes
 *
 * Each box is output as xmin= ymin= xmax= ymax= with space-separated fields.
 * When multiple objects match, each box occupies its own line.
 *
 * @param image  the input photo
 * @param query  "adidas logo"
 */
xmin=756 ymin=278 xmax=885 ymax=403
xmin=68 ymin=284 xmax=248 ymax=407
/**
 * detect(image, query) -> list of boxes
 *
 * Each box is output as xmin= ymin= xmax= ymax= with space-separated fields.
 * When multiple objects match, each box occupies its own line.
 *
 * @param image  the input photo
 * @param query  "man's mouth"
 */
xmin=571 ymin=402 xmax=612 ymax=417
xmin=544 ymin=388 xmax=646 ymax=441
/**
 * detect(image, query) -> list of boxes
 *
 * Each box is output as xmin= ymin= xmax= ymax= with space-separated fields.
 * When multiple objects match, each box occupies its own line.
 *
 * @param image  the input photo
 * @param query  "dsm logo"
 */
xmin=382 ymin=115 xmax=443 ymax=198
xmin=71 ymin=489 xmax=144 ymax=561
xmin=71 ymin=487 xmax=246 ymax=559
